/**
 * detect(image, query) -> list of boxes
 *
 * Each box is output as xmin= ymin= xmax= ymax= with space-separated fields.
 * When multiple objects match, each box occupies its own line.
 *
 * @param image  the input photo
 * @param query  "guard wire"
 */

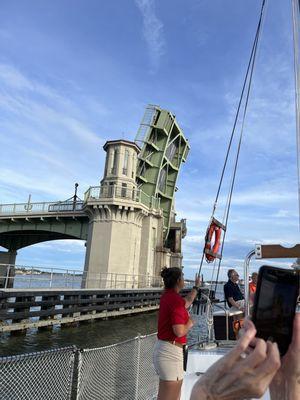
xmin=197 ymin=0 xmax=267 ymax=286
xmin=213 ymin=0 xmax=267 ymax=292
xmin=292 ymin=0 xmax=300 ymax=231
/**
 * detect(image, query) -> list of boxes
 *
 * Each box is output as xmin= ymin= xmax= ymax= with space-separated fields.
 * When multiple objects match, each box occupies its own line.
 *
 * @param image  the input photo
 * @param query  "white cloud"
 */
xmin=0 ymin=64 xmax=33 ymax=90
xmin=0 ymin=63 xmax=103 ymax=146
xmin=0 ymin=169 xmax=72 ymax=199
xmin=0 ymin=63 xmax=107 ymax=204
xmin=135 ymin=0 xmax=166 ymax=71
xmin=33 ymin=240 xmax=85 ymax=253
xmin=0 ymin=91 xmax=102 ymax=147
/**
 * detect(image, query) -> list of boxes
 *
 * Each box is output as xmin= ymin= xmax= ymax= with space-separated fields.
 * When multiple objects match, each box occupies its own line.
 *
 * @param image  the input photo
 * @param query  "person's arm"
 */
xmin=269 ymin=313 xmax=300 ymax=400
xmin=185 ymin=274 xmax=201 ymax=308
xmin=228 ymin=297 xmax=243 ymax=310
xmin=190 ymin=319 xmax=280 ymax=400
xmin=171 ymin=302 xmax=194 ymax=338
xmin=173 ymin=318 xmax=194 ymax=338
xmin=184 ymin=288 xmax=199 ymax=309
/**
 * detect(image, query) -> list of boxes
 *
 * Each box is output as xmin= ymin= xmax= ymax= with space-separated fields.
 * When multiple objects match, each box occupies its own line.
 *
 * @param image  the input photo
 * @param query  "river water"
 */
xmin=0 ymin=277 xmax=225 ymax=357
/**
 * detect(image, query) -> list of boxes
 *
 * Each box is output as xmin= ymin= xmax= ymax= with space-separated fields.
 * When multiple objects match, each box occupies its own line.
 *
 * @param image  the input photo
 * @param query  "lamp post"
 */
xmin=73 ymin=183 xmax=79 ymax=210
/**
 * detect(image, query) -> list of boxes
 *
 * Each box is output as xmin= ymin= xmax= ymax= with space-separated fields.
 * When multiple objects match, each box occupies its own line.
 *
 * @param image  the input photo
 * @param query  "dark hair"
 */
xmin=161 ymin=267 xmax=182 ymax=289
xmin=227 ymin=269 xmax=235 ymax=279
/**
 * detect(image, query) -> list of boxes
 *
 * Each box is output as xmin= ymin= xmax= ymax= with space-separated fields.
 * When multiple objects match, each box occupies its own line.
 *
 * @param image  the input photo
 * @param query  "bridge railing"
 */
xmin=0 ymin=264 xmax=162 ymax=289
xmin=0 ymin=186 xmax=160 ymax=216
xmin=85 ymin=185 xmax=160 ymax=209
xmin=85 ymin=185 xmax=141 ymax=202
xmin=81 ymin=271 xmax=162 ymax=289
xmin=0 ymin=200 xmax=84 ymax=215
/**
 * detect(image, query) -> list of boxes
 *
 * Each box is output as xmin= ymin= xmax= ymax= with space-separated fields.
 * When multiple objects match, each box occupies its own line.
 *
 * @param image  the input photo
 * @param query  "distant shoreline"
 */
xmin=14 ymin=268 xmax=82 ymax=276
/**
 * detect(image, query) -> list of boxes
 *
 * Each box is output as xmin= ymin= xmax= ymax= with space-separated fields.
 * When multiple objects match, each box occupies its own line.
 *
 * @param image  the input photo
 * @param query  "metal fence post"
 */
xmin=135 ymin=334 xmax=141 ymax=400
xmin=72 ymin=271 xmax=75 ymax=289
xmin=66 ymin=269 xmax=69 ymax=288
xmin=50 ymin=268 xmax=53 ymax=288
xmin=4 ymin=265 xmax=10 ymax=289
xmin=29 ymin=267 xmax=34 ymax=288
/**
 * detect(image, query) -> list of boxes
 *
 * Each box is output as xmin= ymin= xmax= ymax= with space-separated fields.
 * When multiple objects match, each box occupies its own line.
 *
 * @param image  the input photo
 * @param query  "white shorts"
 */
xmin=153 ymin=339 xmax=184 ymax=381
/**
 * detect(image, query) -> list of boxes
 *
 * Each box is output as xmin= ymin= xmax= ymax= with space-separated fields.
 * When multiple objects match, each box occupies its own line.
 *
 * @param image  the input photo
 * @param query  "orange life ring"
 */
xmin=204 ymin=223 xmax=221 ymax=262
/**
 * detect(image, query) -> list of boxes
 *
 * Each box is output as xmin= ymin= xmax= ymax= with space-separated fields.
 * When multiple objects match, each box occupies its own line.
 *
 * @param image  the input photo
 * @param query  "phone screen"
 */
xmin=252 ymin=266 xmax=299 ymax=355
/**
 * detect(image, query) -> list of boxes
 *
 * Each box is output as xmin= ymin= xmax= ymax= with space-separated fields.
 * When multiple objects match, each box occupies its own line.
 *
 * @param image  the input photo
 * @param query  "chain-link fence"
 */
xmin=0 ymin=335 xmax=158 ymax=400
xmin=0 ymin=346 xmax=76 ymax=400
xmin=77 ymin=334 xmax=158 ymax=400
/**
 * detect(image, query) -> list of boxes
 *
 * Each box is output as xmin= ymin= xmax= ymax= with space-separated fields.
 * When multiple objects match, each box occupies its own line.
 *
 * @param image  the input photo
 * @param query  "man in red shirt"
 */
xmin=153 ymin=267 xmax=201 ymax=400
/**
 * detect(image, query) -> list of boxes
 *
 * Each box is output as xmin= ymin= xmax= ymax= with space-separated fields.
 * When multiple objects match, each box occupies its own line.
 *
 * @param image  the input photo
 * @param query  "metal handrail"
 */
xmin=0 ymin=263 xmax=162 ymax=289
xmin=0 ymin=201 xmax=84 ymax=215
xmin=243 ymin=249 xmax=255 ymax=318
xmin=85 ymin=185 xmax=160 ymax=209
xmin=0 ymin=185 xmax=161 ymax=216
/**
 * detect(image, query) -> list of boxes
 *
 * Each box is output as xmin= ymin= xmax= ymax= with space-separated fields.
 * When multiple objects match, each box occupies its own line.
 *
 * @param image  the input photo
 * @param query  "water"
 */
xmin=12 ymin=273 xmax=82 ymax=289
xmin=0 ymin=283 xmax=226 ymax=357
xmin=0 ymin=311 xmax=159 ymax=357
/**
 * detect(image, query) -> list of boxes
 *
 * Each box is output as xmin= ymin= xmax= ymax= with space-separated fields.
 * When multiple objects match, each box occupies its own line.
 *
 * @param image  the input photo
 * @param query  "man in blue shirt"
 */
xmin=224 ymin=269 xmax=244 ymax=311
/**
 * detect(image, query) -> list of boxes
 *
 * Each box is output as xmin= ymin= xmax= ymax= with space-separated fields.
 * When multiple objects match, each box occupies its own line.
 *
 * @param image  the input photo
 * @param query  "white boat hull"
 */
xmin=181 ymin=348 xmax=270 ymax=400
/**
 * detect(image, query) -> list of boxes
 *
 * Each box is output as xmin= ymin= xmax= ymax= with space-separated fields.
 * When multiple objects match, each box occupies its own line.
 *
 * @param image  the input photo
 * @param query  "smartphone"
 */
xmin=252 ymin=265 xmax=299 ymax=356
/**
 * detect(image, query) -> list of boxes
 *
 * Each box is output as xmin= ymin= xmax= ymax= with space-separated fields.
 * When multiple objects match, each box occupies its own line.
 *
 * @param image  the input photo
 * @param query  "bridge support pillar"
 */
xmin=0 ymin=250 xmax=17 ymax=288
xmin=82 ymin=206 xmax=146 ymax=289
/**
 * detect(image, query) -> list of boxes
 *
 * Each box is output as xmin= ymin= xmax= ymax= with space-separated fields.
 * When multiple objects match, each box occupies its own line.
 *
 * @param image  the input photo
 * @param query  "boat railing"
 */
xmin=199 ymin=292 xmax=215 ymax=346
xmin=213 ymin=302 xmax=232 ymax=342
xmin=244 ymin=243 xmax=300 ymax=317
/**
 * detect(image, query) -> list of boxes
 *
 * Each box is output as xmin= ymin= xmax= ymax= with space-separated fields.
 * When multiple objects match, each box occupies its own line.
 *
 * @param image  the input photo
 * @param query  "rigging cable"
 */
xmin=213 ymin=0 xmax=267 ymax=292
xmin=197 ymin=0 xmax=267 ymax=291
xmin=292 ymin=0 xmax=300 ymax=231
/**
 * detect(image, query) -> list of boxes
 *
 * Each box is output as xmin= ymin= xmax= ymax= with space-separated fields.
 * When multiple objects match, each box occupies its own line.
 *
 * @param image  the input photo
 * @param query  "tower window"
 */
xmin=108 ymin=182 xmax=114 ymax=197
xmin=123 ymin=149 xmax=129 ymax=175
xmin=111 ymin=149 xmax=118 ymax=174
xmin=121 ymin=183 xmax=127 ymax=198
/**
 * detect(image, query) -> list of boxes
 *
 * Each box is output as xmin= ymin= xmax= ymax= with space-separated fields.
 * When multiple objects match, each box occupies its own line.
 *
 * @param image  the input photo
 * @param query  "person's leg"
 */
xmin=157 ymin=379 xmax=183 ymax=400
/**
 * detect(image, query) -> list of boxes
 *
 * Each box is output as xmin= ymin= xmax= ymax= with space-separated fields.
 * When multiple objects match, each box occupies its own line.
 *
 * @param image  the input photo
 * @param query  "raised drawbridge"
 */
xmin=135 ymin=105 xmax=190 ymax=242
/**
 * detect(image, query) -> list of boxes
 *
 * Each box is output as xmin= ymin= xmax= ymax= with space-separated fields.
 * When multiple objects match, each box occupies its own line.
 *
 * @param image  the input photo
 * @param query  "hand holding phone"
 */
xmin=269 ymin=313 xmax=300 ymax=400
xmin=252 ymin=265 xmax=299 ymax=356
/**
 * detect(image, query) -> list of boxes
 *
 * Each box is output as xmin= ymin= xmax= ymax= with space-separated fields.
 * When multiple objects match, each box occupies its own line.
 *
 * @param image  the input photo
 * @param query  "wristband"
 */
xmin=192 ymin=286 xmax=200 ymax=293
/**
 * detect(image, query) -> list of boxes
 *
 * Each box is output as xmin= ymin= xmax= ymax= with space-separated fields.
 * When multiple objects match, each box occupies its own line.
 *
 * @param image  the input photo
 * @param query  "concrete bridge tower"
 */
xmin=82 ymin=140 xmax=163 ymax=288
xmin=0 ymin=104 xmax=188 ymax=289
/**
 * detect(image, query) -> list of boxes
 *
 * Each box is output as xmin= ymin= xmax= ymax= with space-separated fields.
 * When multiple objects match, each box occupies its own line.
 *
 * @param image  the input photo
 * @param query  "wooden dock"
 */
xmin=0 ymin=287 xmax=190 ymax=333
xmin=0 ymin=287 xmax=217 ymax=333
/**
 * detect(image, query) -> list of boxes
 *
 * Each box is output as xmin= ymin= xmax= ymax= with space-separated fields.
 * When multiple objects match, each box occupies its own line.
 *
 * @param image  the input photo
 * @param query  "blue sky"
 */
xmin=0 ymin=0 xmax=299 ymax=280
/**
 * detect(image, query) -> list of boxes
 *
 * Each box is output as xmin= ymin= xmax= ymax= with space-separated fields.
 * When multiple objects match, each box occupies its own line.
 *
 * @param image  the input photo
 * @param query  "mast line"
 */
xmin=292 ymin=0 xmax=300 ymax=230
